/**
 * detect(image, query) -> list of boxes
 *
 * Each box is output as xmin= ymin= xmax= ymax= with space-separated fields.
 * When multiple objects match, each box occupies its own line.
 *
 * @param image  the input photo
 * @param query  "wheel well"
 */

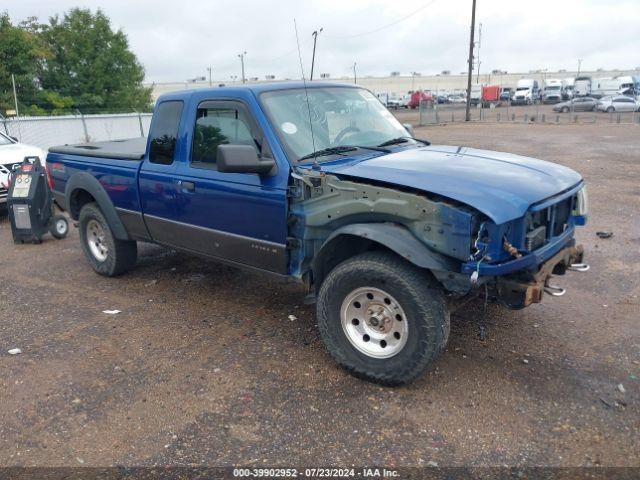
xmin=313 ymin=234 xmax=395 ymax=291
xmin=69 ymin=188 xmax=96 ymax=220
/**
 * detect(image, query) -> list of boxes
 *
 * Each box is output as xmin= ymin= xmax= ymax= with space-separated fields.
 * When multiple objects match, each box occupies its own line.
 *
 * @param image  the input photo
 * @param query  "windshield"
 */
xmin=260 ymin=87 xmax=409 ymax=162
xmin=0 ymin=133 xmax=14 ymax=146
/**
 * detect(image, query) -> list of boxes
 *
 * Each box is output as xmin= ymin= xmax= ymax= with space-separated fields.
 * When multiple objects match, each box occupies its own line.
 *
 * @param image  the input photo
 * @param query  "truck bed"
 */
xmin=48 ymin=138 xmax=147 ymax=161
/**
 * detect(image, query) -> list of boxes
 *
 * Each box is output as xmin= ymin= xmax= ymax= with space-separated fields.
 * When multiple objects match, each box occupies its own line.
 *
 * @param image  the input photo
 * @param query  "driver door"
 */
xmin=143 ymin=99 xmax=289 ymax=274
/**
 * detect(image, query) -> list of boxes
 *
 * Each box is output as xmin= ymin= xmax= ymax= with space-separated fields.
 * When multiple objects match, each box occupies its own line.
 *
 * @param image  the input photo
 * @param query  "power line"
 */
xmin=323 ymin=0 xmax=439 ymax=39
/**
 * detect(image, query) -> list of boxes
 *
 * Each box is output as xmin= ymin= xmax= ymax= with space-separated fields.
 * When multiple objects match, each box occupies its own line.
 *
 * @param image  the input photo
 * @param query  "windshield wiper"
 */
xmin=298 ymin=146 xmax=357 ymax=162
xmin=377 ymin=136 xmax=431 ymax=147
xmin=298 ymin=145 xmax=390 ymax=162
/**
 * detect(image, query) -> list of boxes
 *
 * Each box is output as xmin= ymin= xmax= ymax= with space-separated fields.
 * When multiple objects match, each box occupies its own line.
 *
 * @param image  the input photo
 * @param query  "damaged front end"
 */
xmin=287 ymin=166 xmax=588 ymax=310
xmin=463 ymin=182 xmax=589 ymax=309
xmin=287 ymin=167 xmax=479 ymax=293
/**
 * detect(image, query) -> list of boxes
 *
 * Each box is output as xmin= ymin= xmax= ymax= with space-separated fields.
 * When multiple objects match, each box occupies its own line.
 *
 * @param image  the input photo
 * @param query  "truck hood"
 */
xmin=318 ymin=146 xmax=583 ymax=224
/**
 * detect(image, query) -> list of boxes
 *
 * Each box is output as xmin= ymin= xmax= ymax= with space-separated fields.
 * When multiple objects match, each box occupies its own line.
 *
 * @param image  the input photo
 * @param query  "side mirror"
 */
xmin=402 ymin=123 xmax=414 ymax=136
xmin=217 ymin=144 xmax=276 ymax=175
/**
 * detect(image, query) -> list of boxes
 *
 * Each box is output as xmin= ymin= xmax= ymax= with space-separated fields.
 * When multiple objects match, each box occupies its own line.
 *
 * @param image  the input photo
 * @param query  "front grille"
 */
xmin=524 ymin=195 xmax=574 ymax=251
xmin=0 ymin=163 xmax=21 ymax=175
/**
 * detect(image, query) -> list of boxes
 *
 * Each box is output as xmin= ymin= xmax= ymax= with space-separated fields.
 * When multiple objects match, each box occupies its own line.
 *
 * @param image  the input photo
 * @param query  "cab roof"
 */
xmin=157 ymin=81 xmax=360 ymax=102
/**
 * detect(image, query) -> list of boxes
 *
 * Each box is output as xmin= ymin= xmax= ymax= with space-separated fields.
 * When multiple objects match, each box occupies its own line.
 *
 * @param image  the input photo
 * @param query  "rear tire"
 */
xmin=317 ymin=251 xmax=449 ymax=386
xmin=561 ymin=106 xmax=569 ymax=113
xmin=606 ymin=106 xmax=615 ymax=113
xmin=79 ymin=202 xmax=137 ymax=276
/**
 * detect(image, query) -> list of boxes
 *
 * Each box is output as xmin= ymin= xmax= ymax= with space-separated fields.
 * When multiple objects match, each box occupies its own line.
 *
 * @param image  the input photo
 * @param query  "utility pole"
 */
xmin=207 ymin=66 xmax=213 ymax=87
xmin=465 ymin=0 xmax=477 ymax=122
xmin=238 ymin=52 xmax=247 ymax=83
xmin=577 ymin=58 xmax=583 ymax=76
xmin=353 ymin=62 xmax=357 ymax=84
xmin=310 ymin=28 xmax=323 ymax=81
xmin=11 ymin=74 xmax=21 ymax=141
xmin=476 ymin=22 xmax=482 ymax=84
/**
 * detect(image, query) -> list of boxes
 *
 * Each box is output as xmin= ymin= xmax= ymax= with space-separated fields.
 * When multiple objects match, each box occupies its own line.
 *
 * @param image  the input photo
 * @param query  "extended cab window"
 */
xmin=191 ymin=102 xmax=257 ymax=167
xmin=149 ymin=100 xmax=184 ymax=165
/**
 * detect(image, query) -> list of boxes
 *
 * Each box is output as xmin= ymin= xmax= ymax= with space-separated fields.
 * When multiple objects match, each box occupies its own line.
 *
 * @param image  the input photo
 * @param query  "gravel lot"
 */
xmin=0 ymin=122 xmax=638 ymax=469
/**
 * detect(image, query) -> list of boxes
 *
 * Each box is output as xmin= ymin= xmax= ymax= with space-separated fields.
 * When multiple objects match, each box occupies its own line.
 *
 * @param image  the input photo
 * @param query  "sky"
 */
xmin=7 ymin=0 xmax=640 ymax=83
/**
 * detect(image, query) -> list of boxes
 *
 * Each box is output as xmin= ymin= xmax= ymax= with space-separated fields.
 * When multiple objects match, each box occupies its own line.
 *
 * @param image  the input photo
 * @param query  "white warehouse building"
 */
xmin=146 ymin=69 xmax=640 ymax=101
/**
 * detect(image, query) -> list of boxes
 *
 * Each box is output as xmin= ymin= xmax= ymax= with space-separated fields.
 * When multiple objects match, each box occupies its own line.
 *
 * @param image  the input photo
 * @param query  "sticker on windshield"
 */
xmin=281 ymin=122 xmax=298 ymax=135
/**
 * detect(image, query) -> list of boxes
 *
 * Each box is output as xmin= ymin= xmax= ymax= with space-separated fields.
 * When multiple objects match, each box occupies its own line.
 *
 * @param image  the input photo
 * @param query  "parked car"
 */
xmin=436 ymin=95 xmax=449 ymax=104
xmin=552 ymin=97 xmax=598 ymax=113
xmin=499 ymin=89 xmax=512 ymax=102
xmin=47 ymin=82 xmax=588 ymax=386
xmin=0 ymin=132 xmax=47 ymax=210
xmin=386 ymin=95 xmax=407 ymax=109
xmin=448 ymin=94 xmax=466 ymax=104
xmin=595 ymin=95 xmax=640 ymax=112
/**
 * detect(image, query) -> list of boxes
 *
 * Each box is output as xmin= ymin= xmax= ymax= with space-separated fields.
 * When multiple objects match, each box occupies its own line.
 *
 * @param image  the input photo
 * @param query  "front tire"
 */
xmin=317 ymin=252 xmax=450 ymax=386
xmin=79 ymin=202 xmax=137 ymax=276
xmin=606 ymin=106 xmax=615 ymax=113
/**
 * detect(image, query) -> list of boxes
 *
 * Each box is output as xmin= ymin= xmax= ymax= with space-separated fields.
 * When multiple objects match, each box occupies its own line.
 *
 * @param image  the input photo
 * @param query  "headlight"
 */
xmin=574 ymin=186 xmax=589 ymax=217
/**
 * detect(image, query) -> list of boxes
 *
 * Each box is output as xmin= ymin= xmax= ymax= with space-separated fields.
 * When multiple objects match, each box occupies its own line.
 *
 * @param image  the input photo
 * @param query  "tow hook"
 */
xmin=544 ymin=282 xmax=566 ymax=296
xmin=568 ymin=263 xmax=590 ymax=272
xmin=545 ymin=263 xmax=589 ymax=297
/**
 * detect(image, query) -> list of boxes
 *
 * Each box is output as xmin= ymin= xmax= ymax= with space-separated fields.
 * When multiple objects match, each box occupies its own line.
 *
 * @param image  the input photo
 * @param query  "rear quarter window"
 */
xmin=149 ymin=101 xmax=184 ymax=165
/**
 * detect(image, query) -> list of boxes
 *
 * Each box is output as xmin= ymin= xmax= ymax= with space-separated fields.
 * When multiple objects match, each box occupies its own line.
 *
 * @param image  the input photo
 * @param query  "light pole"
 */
xmin=310 ymin=27 xmax=323 ymax=81
xmin=577 ymin=58 xmax=583 ymax=77
xmin=238 ymin=52 xmax=247 ymax=84
xmin=353 ymin=62 xmax=357 ymax=84
xmin=465 ymin=0 xmax=477 ymax=122
xmin=207 ymin=66 xmax=213 ymax=87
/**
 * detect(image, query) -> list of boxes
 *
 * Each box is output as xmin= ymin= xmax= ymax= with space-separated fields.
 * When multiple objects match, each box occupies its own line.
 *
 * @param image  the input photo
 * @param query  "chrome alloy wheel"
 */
xmin=86 ymin=219 xmax=108 ymax=262
xmin=340 ymin=287 xmax=409 ymax=359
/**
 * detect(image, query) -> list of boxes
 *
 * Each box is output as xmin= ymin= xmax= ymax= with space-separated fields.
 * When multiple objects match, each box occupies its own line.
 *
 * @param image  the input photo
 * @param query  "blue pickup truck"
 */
xmin=48 ymin=82 xmax=588 ymax=385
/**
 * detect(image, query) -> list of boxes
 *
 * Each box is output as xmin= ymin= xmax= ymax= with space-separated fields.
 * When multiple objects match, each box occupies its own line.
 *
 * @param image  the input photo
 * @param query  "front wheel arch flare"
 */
xmin=312 ymin=223 xmax=460 ymax=290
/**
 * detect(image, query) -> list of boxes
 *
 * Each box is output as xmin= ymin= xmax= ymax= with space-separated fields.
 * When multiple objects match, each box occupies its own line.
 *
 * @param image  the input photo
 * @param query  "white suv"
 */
xmin=0 ymin=132 xmax=47 ymax=208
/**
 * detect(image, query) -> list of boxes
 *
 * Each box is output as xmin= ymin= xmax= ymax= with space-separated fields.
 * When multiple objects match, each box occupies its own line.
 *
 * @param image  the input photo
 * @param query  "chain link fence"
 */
xmin=418 ymin=102 xmax=640 ymax=126
xmin=1 ymin=112 xmax=153 ymax=150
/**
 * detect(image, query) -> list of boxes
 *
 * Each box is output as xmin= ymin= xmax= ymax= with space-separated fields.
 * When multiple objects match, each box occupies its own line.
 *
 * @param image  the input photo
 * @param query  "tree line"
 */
xmin=0 ymin=8 xmax=152 ymax=116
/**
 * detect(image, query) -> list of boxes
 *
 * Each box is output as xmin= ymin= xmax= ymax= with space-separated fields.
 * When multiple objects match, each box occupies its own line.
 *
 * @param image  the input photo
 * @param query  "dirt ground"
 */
xmin=0 ymin=122 xmax=638 ymax=469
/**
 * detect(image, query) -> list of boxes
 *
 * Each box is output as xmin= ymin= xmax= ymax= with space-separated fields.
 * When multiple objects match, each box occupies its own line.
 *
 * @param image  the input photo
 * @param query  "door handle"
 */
xmin=177 ymin=180 xmax=195 ymax=192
